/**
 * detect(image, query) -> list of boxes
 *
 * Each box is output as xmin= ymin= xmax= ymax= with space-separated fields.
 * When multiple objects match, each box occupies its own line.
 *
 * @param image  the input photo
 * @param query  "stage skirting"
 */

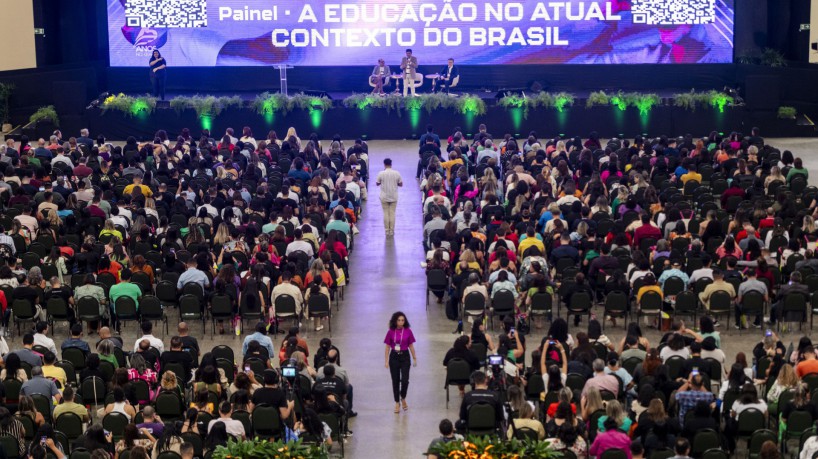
xmin=29 ymin=104 xmax=815 ymax=142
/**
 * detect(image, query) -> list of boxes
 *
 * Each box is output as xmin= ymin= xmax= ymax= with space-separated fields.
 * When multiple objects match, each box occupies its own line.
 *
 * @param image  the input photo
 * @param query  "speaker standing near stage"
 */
xmin=384 ymin=311 xmax=417 ymax=414
xmin=376 ymin=157 xmax=403 ymax=237
xmin=149 ymin=50 xmax=167 ymax=100
xmin=400 ymin=48 xmax=418 ymax=97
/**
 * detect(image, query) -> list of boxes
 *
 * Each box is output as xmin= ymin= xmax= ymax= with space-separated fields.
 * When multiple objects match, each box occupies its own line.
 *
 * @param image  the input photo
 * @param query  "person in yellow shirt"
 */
xmin=517 ymin=226 xmax=545 ymax=258
xmin=680 ymin=163 xmax=702 ymax=185
xmin=440 ymin=150 xmax=464 ymax=185
xmin=636 ymin=273 xmax=663 ymax=304
xmin=123 ymin=176 xmax=154 ymax=198
xmin=41 ymin=351 xmax=68 ymax=388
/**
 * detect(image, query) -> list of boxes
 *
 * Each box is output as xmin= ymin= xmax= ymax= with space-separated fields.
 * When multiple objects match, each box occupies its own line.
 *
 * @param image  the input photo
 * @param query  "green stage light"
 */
xmin=200 ymin=115 xmax=212 ymax=131
xmin=310 ymin=109 xmax=322 ymax=130
xmin=409 ymin=108 xmax=421 ymax=131
xmin=130 ymin=99 xmax=150 ymax=116
xmin=510 ymin=107 xmax=523 ymax=132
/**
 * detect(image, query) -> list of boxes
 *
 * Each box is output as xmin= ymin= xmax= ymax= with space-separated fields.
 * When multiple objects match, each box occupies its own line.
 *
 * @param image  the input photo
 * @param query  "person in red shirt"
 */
xmin=720 ymin=181 xmax=746 ymax=209
xmin=633 ymin=214 xmax=662 ymax=248
xmin=735 ymin=223 xmax=760 ymax=244
xmin=758 ymin=208 xmax=776 ymax=230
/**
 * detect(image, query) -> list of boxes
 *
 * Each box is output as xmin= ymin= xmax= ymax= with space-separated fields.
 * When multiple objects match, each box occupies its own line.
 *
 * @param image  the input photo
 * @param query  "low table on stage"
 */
xmin=390 ymin=73 xmax=404 ymax=94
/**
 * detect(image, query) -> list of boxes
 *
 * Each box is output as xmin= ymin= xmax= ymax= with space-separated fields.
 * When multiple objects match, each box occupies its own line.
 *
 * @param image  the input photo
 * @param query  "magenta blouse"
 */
xmin=384 ymin=327 xmax=416 ymax=351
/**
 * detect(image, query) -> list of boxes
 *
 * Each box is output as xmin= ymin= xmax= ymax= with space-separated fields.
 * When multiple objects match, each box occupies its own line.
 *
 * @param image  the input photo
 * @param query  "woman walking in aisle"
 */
xmin=384 ymin=311 xmax=417 ymax=413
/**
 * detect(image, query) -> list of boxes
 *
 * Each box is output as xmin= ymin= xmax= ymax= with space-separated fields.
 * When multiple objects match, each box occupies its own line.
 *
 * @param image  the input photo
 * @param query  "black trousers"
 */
xmin=389 ymin=350 xmax=411 ymax=402
xmin=151 ymin=72 xmax=166 ymax=100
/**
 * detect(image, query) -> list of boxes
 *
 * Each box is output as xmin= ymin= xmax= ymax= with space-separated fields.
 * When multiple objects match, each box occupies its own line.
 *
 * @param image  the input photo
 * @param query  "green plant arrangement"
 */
xmin=0 ymin=82 xmax=14 ymax=126
xmin=252 ymin=92 xmax=332 ymax=116
xmin=101 ymin=93 xmax=158 ymax=117
xmin=551 ymin=92 xmax=574 ymax=113
xmin=586 ymin=91 xmax=610 ymax=108
xmin=253 ymin=92 xmax=291 ymax=115
xmin=527 ymin=92 xmax=555 ymax=111
xmin=610 ymin=92 xmax=629 ymax=111
xmin=777 ymin=106 xmax=797 ymax=119
xmin=342 ymin=93 xmax=404 ymax=115
xmin=671 ymin=90 xmax=733 ymax=113
xmin=427 ymin=436 xmax=563 ymax=459
xmin=404 ymin=95 xmax=424 ymax=112
xmin=706 ymin=90 xmax=733 ymax=113
xmin=672 ymin=90 xmax=699 ymax=111
xmin=760 ymin=48 xmax=786 ymax=67
xmin=456 ymin=94 xmax=487 ymax=116
xmin=29 ymin=105 xmax=59 ymax=127
xmin=212 ymin=437 xmax=329 ymax=459
xmin=168 ymin=95 xmax=242 ymax=118
xmin=633 ymin=93 xmax=660 ymax=116
xmin=289 ymin=93 xmax=333 ymax=112
xmin=497 ymin=92 xmax=575 ymax=118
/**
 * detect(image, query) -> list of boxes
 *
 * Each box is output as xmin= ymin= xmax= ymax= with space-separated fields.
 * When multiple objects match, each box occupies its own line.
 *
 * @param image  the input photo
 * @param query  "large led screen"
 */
xmin=108 ymin=0 xmax=734 ymax=66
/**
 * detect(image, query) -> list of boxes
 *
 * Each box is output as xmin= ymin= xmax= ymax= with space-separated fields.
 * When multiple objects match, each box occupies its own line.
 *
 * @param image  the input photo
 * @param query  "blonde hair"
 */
xmin=161 ymin=371 xmax=178 ymax=390
xmin=776 ymin=364 xmax=799 ymax=388
xmin=605 ymin=400 xmax=627 ymax=426
xmin=145 ymin=198 xmax=156 ymax=210
xmin=459 ymin=249 xmax=477 ymax=264
xmin=803 ymin=216 xmax=816 ymax=234
xmin=213 ymin=223 xmax=231 ymax=245
xmin=583 ymin=387 xmax=604 ymax=415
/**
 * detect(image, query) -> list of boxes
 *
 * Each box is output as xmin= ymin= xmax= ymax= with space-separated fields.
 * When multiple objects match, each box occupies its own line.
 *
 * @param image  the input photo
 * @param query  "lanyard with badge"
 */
xmin=394 ymin=328 xmax=404 ymax=352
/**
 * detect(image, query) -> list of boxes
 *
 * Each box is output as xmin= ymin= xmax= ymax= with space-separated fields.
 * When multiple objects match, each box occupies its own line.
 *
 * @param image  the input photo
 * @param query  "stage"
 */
xmin=11 ymin=92 xmax=809 ymax=143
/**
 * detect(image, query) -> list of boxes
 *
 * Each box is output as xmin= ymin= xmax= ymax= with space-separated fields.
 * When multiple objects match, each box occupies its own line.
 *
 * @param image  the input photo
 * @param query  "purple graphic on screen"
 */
xmin=108 ymin=0 xmax=734 ymax=67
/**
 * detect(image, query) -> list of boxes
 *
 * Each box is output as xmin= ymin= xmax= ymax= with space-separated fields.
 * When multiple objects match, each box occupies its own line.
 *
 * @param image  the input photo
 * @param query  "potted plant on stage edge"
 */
xmin=0 ymin=82 xmax=14 ymax=133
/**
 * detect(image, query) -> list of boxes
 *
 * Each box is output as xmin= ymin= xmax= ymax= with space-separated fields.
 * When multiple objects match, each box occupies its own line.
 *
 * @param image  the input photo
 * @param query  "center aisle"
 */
xmin=334 ymin=142 xmax=455 ymax=458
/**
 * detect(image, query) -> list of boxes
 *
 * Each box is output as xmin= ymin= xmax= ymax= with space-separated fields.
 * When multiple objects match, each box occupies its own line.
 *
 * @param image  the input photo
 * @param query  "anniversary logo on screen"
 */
xmin=109 ymin=0 xmax=734 ymax=66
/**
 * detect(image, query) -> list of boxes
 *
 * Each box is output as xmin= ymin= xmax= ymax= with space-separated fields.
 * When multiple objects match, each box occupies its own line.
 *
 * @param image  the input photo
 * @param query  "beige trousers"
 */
xmin=381 ymin=200 xmax=397 ymax=234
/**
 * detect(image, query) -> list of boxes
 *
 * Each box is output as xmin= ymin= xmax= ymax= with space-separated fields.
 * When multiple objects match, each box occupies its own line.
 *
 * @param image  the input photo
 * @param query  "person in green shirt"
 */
xmin=53 ymin=386 xmax=90 ymax=423
xmin=786 ymin=157 xmax=809 ymax=183
xmin=109 ymin=268 xmax=142 ymax=313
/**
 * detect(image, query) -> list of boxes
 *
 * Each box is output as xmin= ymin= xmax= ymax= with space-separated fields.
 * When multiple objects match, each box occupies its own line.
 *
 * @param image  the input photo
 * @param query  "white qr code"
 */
xmin=631 ymin=0 xmax=716 ymax=25
xmin=125 ymin=0 xmax=207 ymax=28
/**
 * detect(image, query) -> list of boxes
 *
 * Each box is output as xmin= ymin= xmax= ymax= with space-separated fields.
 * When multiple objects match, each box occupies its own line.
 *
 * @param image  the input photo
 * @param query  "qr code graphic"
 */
xmin=125 ymin=0 xmax=207 ymax=28
xmin=631 ymin=0 xmax=716 ymax=25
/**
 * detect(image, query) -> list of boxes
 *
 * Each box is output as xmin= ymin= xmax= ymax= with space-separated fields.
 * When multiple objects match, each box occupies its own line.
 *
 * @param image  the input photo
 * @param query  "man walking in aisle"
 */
xmin=377 ymin=158 xmax=403 ymax=237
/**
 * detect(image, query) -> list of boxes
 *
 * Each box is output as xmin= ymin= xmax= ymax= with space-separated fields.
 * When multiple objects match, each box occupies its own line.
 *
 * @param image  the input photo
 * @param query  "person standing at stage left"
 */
xmin=371 ymin=59 xmax=390 ymax=96
xmin=384 ymin=311 xmax=417 ymax=414
xmin=400 ymin=49 xmax=418 ymax=97
xmin=149 ymin=50 xmax=167 ymax=100
xmin=376 ymin=158 xmax=403 ymax=237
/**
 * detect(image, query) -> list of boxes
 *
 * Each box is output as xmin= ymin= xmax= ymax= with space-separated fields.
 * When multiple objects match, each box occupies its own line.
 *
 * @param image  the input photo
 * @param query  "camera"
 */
xmin=282 ymin=366 xmax=297 ymax=379
xmin=488 ymin=355 xmax=504 ymax=367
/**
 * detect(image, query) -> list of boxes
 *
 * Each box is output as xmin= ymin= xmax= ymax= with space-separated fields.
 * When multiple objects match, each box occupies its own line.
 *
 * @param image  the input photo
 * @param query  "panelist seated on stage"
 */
xmin=433 ymin=58 xmax=460 ymax=93
xmin=369 ymin=59 xmax=391 ymax=95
